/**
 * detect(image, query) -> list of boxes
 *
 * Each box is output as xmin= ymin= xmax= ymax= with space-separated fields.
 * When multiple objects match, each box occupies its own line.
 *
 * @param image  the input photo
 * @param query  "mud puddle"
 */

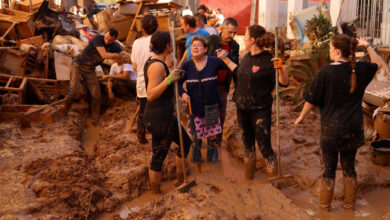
xmin=284 ymin=186 xmax=390 ymax=220
xmin=81 ymin=120 xmax=101 ymax=157
xmin=97 ymin=142 xmax=275 ymax=219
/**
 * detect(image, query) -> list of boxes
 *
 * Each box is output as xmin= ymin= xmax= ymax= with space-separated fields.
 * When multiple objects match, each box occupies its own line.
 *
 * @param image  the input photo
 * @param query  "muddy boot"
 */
xmin=149 ymin=170 xmax=162 ymax=194
xmin=207 ymin=139 xmax=218 ymax=163
xmin=343 ymin=176 xmax=357 ymax=210
xmin=319 ymin=177 xmax=335 ymax=211
xmin=265 ymin=155 xmax=278 ymax=176
xmin=244 ymin=150 xmax=256 ymax=180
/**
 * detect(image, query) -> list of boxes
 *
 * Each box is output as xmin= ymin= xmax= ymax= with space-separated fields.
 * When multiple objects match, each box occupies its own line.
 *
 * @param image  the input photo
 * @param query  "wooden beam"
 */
xmin=0 ymin=74 xmax=58 ymax=83
xmin=5 ymin=76 xmax=13 ymax=88
xmin=0 ymin=22 xmax=17 ymax=42
xmin=125 ymin=1 xmax=143 ymax=46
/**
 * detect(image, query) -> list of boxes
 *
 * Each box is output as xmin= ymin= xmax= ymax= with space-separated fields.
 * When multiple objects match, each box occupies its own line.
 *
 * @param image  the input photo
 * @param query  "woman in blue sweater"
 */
xmin=179 ymin=36 xmax=228 ymax=163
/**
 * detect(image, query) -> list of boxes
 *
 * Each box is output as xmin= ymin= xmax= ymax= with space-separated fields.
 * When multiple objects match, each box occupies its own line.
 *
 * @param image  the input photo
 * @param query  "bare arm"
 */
xmin=178 ymin=49 xmax=188 ymax=68
xmin=216 ymin=49 xmax=238 ymax=71
xmin=96 ymin=46 xmax=119 ymax=59
xmin=292 ymin=101 xmax=316 ymax=128
xmin=358 ymin=37 xmax=382 ymax=69
xmin=106 ymin=71 xmax=130 ymax=80
xmin=147 ymin=62 xmax=169 ymax=101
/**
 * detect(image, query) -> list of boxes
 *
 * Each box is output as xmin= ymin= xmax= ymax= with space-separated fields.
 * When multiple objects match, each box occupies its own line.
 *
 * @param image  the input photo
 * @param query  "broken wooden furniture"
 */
xmin=0 ymin=102 xmax=65 ymax=123
xmin=0 ymin=8 xmax=35 ymax=40
xmin=0 ymin=74 xmax=59 ymax=104
xmin=14 ymin=0 xmax=44 ymax=13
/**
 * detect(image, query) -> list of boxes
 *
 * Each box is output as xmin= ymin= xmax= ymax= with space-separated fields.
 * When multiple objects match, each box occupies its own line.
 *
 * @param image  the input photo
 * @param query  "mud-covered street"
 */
xmin=1 ymin=93 xmax=390 ymax=219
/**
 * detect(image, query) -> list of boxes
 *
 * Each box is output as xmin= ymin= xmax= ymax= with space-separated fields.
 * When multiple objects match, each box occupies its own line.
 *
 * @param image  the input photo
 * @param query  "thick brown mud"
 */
xmin=1 ymin=94 xmax=390 ymax=219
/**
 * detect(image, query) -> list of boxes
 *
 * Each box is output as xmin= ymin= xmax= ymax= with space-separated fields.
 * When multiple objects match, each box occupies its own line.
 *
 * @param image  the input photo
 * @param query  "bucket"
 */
xmin=370 ymin=139 xmax=390 ymax=166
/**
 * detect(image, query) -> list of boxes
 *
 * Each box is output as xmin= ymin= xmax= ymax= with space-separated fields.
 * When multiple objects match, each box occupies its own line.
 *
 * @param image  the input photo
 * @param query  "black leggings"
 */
xmin=236 ymin=107 xmax=276 ymax=160
xmin=149 ymin=116 xmax=192 ymax=172
xmin=321 ymin=148 xmax=357 ymax=179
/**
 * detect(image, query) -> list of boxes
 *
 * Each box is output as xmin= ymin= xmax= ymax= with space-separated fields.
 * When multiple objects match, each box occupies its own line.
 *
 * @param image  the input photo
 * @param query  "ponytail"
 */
xmin=349 ymin=37 xmax=358 ymax=93
xmin=331 ymin=34 xmax=359 ymax=94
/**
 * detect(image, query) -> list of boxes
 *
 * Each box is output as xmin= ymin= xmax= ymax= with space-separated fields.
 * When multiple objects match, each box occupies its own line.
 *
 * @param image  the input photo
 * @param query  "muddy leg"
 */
xmin=320 ymin=149 xmax=338 ymax=211
xmin=65 ymin=65 xmax=83 ymax=115
xmin=244 ymin=148 xmax=256 ymax=180
xmin=84 ymin=72 xmax=101 ymax=120
xmin=217 ymin=83 xmax=228 ymax=147
xmin=251 ymin=108 xmax=277 ymax=176
xmin=137 ymin=98 xmax=148 ymax=144
xmin=340 ymin=149 xmax=358 ymax=209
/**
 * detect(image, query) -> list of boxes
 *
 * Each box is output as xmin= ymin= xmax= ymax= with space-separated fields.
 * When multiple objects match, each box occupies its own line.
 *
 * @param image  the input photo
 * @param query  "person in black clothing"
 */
xmin=293 ymin=35 xmax=381 ymax=211
xmin=65 ymin=28 xmax=123 ymax=121
xmin=207 ymin=17 xmax=239 ymax=147
xmin=217 ymin=25 xmax=289 ymax=179
xmin=143 ymin=31 xmax=192 ymax=194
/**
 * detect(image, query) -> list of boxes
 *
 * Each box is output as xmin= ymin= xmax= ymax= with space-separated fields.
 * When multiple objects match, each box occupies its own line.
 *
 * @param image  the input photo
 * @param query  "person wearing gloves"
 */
xmin=143 ymin=31 xmax=192 ymax=194
xmin=179 ymin=36 xmax=228 ymax=163
xmin=292 ymin=35 xmax=381 ymax=211
xmin=217 ymin=24 xmax=289 ymax=179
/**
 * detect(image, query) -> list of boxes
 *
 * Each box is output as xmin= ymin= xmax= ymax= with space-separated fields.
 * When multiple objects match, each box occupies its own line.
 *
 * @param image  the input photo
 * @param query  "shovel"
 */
xmin=169 ymin=21 xmax=196 ymax=193
xmin=187 ymin=100 xmax=202 ymax=173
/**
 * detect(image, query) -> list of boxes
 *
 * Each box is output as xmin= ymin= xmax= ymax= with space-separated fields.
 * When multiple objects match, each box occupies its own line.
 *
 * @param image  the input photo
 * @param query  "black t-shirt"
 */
xmin=305 ymin=61 xmax=378 ymax=130
xmin=75 ymin=34 xmax=122 ymax=70
xmin=233 ymin=51 xmax=287 ymax=110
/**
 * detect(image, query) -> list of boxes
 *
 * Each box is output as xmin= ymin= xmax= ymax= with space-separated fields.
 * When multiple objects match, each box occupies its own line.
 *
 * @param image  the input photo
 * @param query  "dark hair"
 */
xmin=247 ymin=25 xmax=275 ymax=49
xmin=198 ymin=4 xmax=207 ymax=12
xmin=194 ymin=12 xmax=207 ymax=25
xmin=331 ymin=34 xmax=359 ymax=93
xmin=108 ymin=28 xmax=118 ymax=38
xmin=141 ymin=14 xmax=158 ymax=35
xmin=150 ymin=31 xmax=171 ymax=54
xmin=217 ymin=8 xmax=222 ymax=13
xmin=191 ymin=36 xmax=209 ymax=48
xmin=223 ymin=17 xmax=238 ymax=27
xmin=182 ymin=15 xmax=196 ymax=28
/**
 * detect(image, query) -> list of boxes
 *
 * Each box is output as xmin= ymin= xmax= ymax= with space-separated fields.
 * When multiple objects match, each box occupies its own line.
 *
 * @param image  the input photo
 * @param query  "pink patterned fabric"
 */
xmin=188 ymin=116 xmax=222 ymax=139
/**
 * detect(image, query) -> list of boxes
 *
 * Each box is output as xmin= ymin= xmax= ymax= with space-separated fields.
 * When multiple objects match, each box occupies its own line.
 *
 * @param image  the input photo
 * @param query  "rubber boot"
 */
xmin=244 ymin=150 xmax=256 ymax=180
xmin=343 ymin=176 xmax=357 ymax=210
xmin=175 ymin=156 xmax=185 ymax=187
xmin=265 ymin=155 xmax=278 ymax=177
xmin=207 ymin=139 xmax=218 ymax=163
xmin=319 ymin=177 xmax=335 ymax=211
xmin=149 ymin=169 xmax=162 ymax=194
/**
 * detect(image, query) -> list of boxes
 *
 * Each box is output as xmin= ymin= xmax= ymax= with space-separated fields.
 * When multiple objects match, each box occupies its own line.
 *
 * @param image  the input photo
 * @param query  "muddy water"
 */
xmin=82 ymin=121 xmax=101 ymax=157
xmin=284 ymin=186 xmax=390 ymax=220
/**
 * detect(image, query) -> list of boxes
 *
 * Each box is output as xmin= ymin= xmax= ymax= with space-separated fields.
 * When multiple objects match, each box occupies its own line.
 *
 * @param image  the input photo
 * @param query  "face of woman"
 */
xmin=191 ymin=40 xmax=207 ymax=58
xmin=244 ymin=30 xmax=253 ymax=51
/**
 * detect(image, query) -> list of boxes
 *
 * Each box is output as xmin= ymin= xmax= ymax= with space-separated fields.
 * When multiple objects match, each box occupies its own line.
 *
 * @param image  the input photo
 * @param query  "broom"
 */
xmin=268 ymin=27 xmax=297 ymax=189
xmin=187 ymin=100 xmax=202 ymax=173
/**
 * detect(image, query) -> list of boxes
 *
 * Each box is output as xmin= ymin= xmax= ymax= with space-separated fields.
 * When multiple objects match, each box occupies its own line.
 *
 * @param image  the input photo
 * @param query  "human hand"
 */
xmin=292 ymin=116 xmax=304 ymax=128
xmin=357 ymin=37 xmax=369 ymax=48
xmin=165 ymin=69 xmax=185 ymax=85
xmin=181 ymin=93 xmax=190 ymax=107
xmin=101 ymin=75 xmax=108 ymax=81
xmin=272 ymin=58 xmax=283 ymax=69
xmin=216 ymin=49 xmax=228 ymax=59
